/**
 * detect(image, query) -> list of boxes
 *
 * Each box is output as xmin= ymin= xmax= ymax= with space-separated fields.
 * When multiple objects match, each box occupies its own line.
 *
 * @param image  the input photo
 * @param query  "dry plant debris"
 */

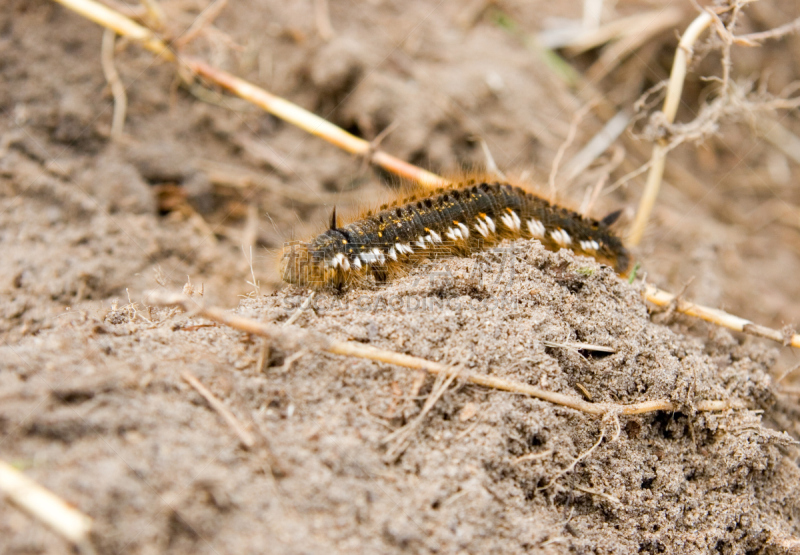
xmin=147 ymin=289 xmax=741 ymax=417
xmin=49 ymin=0 xmax=800 ymax=353
xmin=5 ymin=0 xmax=800 ymax=552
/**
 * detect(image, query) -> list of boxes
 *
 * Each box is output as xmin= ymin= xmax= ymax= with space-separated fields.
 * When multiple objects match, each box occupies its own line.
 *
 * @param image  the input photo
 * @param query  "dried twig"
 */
xmin=564 ymin=110 xmax=629 ymax=183
xmin=735 ymin=15 xmax=800 ymax=44
xmin=542 ymin=340 xmax=616 ymax=354
xmin=549 ymin=8 xmax=683 ymax=54
xmin=242 ymin=243 xmax=260 ymax=297
xmin=52 ymin=0 xmax=447 ymax=188
xmin=539 ymin=421 xmax=607 ymax=490
xmin=584 ymin=7 xmax=684 ymax=82
xmin=628 ymin=11 xmax=713 ymax=246
xmin=644 ymin=283 xmax=800 ymax=348
xmin=172 ymin=0 xmax=228 ymax=50
xmin=181 ymin=371 xmax=256 ymax=448
xmin=0 ymin=459 xmax=95 ymax=554
xmin=100 ymin=28 xmax=127 ymax=140
xmin=53 ymin=0 xmax=174 ymax=59
xmin=147 ymin=291 xmax=742 ymax=416
xmin=284 ymin=290 xmax=316 ymax=326
xmin=549 ymin=102 xmax=594 ymax=200
xmin=383 ymin=369 xmax=459 ymax=461
xmin=184 ymin=59 xmax=447 ymax=188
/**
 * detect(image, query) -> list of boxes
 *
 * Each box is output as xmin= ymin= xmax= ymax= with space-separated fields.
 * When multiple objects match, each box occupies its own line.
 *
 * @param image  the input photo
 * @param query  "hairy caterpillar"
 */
xmin=280 ymin=179 xmax=630 ymax=288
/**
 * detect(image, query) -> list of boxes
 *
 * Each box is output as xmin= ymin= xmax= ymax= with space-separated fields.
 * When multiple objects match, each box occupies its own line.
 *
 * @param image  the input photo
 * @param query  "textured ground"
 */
xmin=3 ymin=0 xmax=800 ymax=553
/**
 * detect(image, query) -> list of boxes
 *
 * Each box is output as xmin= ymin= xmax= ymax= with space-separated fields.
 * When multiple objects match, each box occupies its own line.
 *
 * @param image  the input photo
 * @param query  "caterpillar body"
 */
xmin=280 ymin=180 xmax=631 ymax=289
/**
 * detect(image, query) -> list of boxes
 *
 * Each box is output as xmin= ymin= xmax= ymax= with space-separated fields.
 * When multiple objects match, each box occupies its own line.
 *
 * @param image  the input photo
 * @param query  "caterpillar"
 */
xmin=280 ymin=179 xmax=631 ymax=289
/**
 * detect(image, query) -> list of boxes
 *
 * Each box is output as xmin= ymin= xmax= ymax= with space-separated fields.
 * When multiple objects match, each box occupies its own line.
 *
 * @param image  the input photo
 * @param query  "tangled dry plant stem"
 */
xmin=628 ymin=11 xmax=713 ymax=246
xmin=146 ymin=292 xmax=743 ymax=416
xmin=53 ymin=0 xmax=800 ymax=352
xmin=629 ymin=2 xmax=800 ymax=246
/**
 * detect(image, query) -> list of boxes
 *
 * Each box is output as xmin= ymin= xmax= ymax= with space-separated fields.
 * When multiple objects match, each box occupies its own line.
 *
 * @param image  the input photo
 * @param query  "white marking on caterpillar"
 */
xmin=336 ymin=253 xmax=350 ymax=271
xmin=445 ymin=227 xmax=458 ymax=241
xmin=429 ymin=230 xmax=442 ymax=243
xmin=388 ymin=246 xmax=398 ymax=261
xmin=456 ymin=222 xmax=470 ymax=239
xmin=551 ymin=229 xmax=572 ymax=247
xmin=527 ymin=219 xmax=546 ymax=239
xmin=352 ymin=256 xmax=362 ymax=269
xmin=416 ymin=236 xmax=426 ymax=249
xmin=580 ymin=240 xmax=600 ymax=252
xmin=484 ymin=215 xmax=496 ymax=233
xmin=500 ymin=210 xmax=521 ymax=232
xmin=475 ymin=219 xmax=490 ymax=238
xmin=360 ymin=250 xmax=383 ymax=265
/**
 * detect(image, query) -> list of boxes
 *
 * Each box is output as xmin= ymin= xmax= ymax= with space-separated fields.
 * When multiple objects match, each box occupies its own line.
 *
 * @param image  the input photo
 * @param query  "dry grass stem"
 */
xmin=138 ymin=0 xmax=165 ymax=30
xmin=514 ymin=449 xmax=554 ymax=464
xmin=100 ymin=29 xmax=127 ymax=140
xmin=574 ymin=484 xmax=621 ymax=505
xmin=242 ymin=243 xmax=260 ymax=297
xmin=775 ymin=363 xmax=800 ymax=385
xmin=53 ymin=0 xmax=174 ymax=60
xmin=173 ymin=0 xmax=228 ymax=50
xmin=184 ymin=58 xmax=448 ymax=188
xmin=478 ymin=138 xmax=507 ymax=180
xmin=0 ymin=459 xmax=95 ymax=553
xmin=564 ymin=110 xmax=629 ymax=183
xmin=549 ymin=102 xmax=594 ymax=200
xmin=53 ymin=0 xmax=447 ymax=188
xmin=735 ymin=15 xmax=800 ymax=44
xmin=557 ymin=8 xmax=683 ymax=54
xmin=383 ymin=370 xmax=460 ymax=460
xmin=757 ymin=118 xmax=800 ymax=166
xmin=585 ymin=8 xmax=684 ymax=82
xmin=181 ymin=371 xmax=256 ymax=448
xmin=242 ymin=205 xmax=258 ymax=260
xmin=542 ymin=340 xmax=616 ymax=354
xmin=628 ymin=11 xmax=713 ymax=246
xmin=644 ymin=283 xmax=800 ymax=349
xmin=284 ymin=291 xmax=316 ymax=326
xmin=148 ymin=292 xmax=742 ymax=416
xmin=540 ymin=424 xmax=607 ymax=490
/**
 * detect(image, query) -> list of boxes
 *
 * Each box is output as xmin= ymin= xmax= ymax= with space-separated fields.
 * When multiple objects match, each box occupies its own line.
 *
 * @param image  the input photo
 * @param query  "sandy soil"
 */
xmin=3 ymin=0 xmax=800 ymax=553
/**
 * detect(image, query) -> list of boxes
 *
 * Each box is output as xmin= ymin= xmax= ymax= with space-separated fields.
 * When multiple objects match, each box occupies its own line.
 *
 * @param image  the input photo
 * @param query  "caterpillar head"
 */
xmin=595 ymin=234 xmax=631 ymax=275
xmin=280 ymin=230 xmax=347 ymax=288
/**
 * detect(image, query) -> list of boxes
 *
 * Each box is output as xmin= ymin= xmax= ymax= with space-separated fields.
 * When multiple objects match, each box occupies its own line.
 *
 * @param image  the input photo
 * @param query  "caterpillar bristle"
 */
xmin=281 ymin=178 xmax=631 ymax=289
xmin=329 ymin=206 xmax=338 ymax=230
